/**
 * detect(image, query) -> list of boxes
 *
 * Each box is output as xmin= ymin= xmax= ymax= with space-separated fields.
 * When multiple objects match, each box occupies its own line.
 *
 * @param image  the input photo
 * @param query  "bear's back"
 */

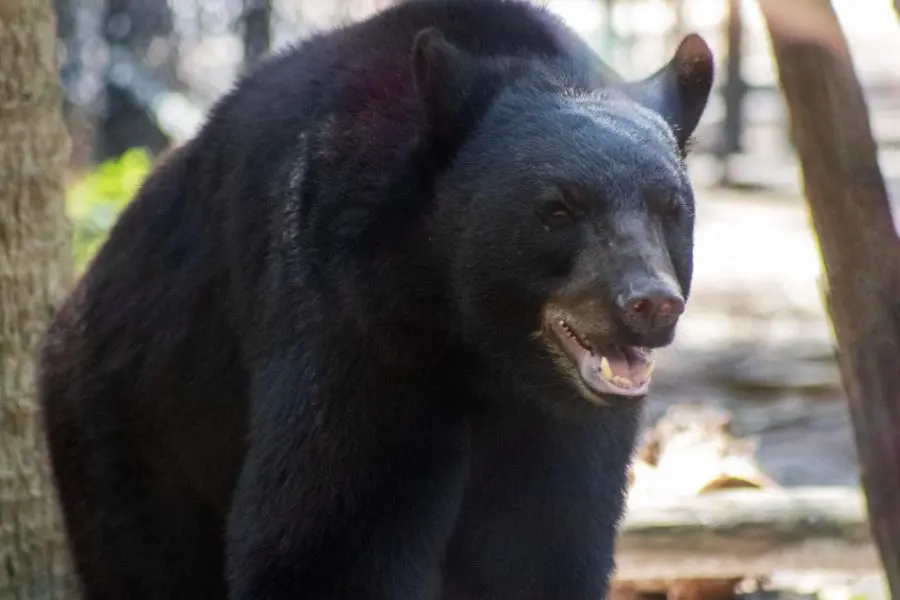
xmin=200 ymin=0 xmax=622 ymax=214
xmin=213 ymin=0 xmax=619 ymax=141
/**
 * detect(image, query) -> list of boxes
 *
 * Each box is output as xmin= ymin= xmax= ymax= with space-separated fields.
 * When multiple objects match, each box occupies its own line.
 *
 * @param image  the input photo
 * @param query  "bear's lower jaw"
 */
xmin=546 ymin=316 xmax=654 ymax=400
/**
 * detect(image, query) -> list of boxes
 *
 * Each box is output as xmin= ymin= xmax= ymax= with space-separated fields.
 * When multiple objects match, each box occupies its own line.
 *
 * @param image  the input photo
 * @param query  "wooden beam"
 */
xmin=757 ymin=0 xmax=900 ymax=595
xmin=614 ymin=487 xmax=880 ymax=581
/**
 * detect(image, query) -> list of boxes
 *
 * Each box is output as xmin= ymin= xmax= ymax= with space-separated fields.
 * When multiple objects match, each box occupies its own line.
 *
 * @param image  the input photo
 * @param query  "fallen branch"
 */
xmin=615 ymin=487 xmax=878 ymax=581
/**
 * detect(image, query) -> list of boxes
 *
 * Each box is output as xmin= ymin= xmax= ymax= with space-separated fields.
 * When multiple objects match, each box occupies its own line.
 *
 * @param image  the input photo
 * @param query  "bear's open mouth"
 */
xmin=546 ymin=315 xmax=654 ymax=399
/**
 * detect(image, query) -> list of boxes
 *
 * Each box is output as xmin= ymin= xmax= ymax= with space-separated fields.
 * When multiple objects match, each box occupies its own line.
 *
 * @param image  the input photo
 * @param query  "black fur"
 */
xmin=38 ymin=1 xmax=714 ymax=599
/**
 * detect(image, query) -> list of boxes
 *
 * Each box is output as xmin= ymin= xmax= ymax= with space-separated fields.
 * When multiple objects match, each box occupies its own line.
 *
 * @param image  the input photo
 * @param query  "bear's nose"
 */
xmin=615 ymin=280 xmax=685 ymax=335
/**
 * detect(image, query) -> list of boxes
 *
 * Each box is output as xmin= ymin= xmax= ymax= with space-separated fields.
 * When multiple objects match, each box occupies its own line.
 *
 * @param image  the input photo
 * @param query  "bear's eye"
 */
xmin=541 ymin=199 xmax=576 ymax=227
xmin=649 ymin=189 xmax=684 ymax=220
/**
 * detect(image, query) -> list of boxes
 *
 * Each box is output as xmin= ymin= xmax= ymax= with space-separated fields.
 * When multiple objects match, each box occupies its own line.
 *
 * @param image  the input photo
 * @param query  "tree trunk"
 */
xmin=0 ymin=1 xmax=77 ymax=599
xmin=759 ymin=0 xmax=900 ymax=595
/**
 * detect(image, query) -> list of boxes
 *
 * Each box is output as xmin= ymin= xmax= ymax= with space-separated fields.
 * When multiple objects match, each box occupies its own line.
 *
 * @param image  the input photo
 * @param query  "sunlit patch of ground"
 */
xmin=676 ymin=185 xmax=829 ymax=352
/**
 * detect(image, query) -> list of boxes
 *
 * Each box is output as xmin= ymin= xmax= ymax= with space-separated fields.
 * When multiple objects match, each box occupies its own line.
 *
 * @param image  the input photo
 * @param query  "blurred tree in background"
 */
xmin=0 ymin=1 xmax=77 ymax=598
xmin=97 ymin=0 xmax=181 ymax=161
xmin=242 ymin=0 xmax=272 ymax=70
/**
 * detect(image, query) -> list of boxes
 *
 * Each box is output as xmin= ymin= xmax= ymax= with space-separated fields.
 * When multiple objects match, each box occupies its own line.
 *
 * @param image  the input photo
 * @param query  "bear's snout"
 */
xmin=613 ymin=275 xmax=685 ymax=336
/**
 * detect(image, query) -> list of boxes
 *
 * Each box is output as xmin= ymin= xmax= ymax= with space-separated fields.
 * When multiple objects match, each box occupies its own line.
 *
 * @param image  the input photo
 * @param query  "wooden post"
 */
xmin=718 ymin=0 xmax=745 ymax=185
xmin=242 ymin=0 xmax=272 ymax=70
xmin=602 ymin=0 xmax=618 ymax=68
xmin=758 ymin=0 xmax=900 ymax=596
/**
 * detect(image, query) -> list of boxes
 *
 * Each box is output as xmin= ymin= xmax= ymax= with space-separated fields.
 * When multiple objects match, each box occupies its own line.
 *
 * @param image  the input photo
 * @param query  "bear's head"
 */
xmin=414 ymin=28 xmax=714 ymax=407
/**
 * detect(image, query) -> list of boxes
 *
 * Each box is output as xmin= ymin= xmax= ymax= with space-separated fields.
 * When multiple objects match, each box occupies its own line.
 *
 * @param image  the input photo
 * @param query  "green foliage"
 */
xmin=67 ymin=148 xmax=153 ymax=270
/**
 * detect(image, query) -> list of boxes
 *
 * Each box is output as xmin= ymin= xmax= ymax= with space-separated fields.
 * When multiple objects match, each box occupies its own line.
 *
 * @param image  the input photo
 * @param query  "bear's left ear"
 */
xmin=411 ymin=27 xmax=491 ymax=140
xmin=623 ymin=34 xmax=714 ymax=153
xmin=412 ymin=27 xmax=460 ymax=123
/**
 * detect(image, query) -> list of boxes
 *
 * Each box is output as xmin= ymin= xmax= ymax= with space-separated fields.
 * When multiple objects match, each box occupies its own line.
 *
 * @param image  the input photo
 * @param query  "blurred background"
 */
xmin=49 ymin=0 xmax=900 ymax=598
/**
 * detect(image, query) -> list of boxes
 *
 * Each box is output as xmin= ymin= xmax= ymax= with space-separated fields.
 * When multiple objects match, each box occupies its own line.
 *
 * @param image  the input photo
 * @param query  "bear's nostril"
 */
xmin=617 ymin=285 xmax=685 ymax=334
xmin=656 ymin=296 xmax=684 ymax=319
xmin=628 ymin=298 xmax=652 ymax=316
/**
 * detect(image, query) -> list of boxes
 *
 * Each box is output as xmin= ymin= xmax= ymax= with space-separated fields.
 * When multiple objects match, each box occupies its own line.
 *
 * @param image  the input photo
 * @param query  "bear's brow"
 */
xmin=563 ymin=95 xmax=678 ymax=152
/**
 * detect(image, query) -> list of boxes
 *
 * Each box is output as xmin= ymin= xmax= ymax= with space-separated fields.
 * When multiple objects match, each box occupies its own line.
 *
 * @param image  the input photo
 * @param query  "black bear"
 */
xmin=38 ymin=0 xmax=714 ymax=598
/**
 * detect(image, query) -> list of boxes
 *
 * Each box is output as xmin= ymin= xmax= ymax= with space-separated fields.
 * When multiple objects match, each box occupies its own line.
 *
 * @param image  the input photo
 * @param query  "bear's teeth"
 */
xmin=611 ymin=375 xmax=634 ymax=388
xmin=599 ymin=356 xmax=613 ymax=380
xmin=598 ymin=357 xmax=637 ymax=388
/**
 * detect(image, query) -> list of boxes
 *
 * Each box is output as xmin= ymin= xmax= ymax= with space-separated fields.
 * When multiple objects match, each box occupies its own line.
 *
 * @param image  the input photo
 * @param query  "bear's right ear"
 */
xmin=411 ymin=28 xmax=470 ymax=135
xmin=622 ymin=34 xmax=715 ymax=153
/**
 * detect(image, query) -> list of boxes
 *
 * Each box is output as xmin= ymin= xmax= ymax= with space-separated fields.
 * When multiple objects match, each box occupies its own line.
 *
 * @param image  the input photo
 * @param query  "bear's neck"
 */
xmin=444 ymin=394 xmax=643 ymax=595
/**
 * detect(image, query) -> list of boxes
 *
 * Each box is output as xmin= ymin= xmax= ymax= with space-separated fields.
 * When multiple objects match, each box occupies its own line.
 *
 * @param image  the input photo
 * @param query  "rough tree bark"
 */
xmin=759 ymin=0 xmax=900 ymax=595
xmin=0 ymin=1 xmax=77 ymax=598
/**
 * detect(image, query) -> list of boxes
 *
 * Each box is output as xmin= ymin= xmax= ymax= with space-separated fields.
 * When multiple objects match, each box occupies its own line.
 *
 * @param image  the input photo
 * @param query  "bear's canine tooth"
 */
xmin=599 ymin=356 xmax=613 ymax=380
